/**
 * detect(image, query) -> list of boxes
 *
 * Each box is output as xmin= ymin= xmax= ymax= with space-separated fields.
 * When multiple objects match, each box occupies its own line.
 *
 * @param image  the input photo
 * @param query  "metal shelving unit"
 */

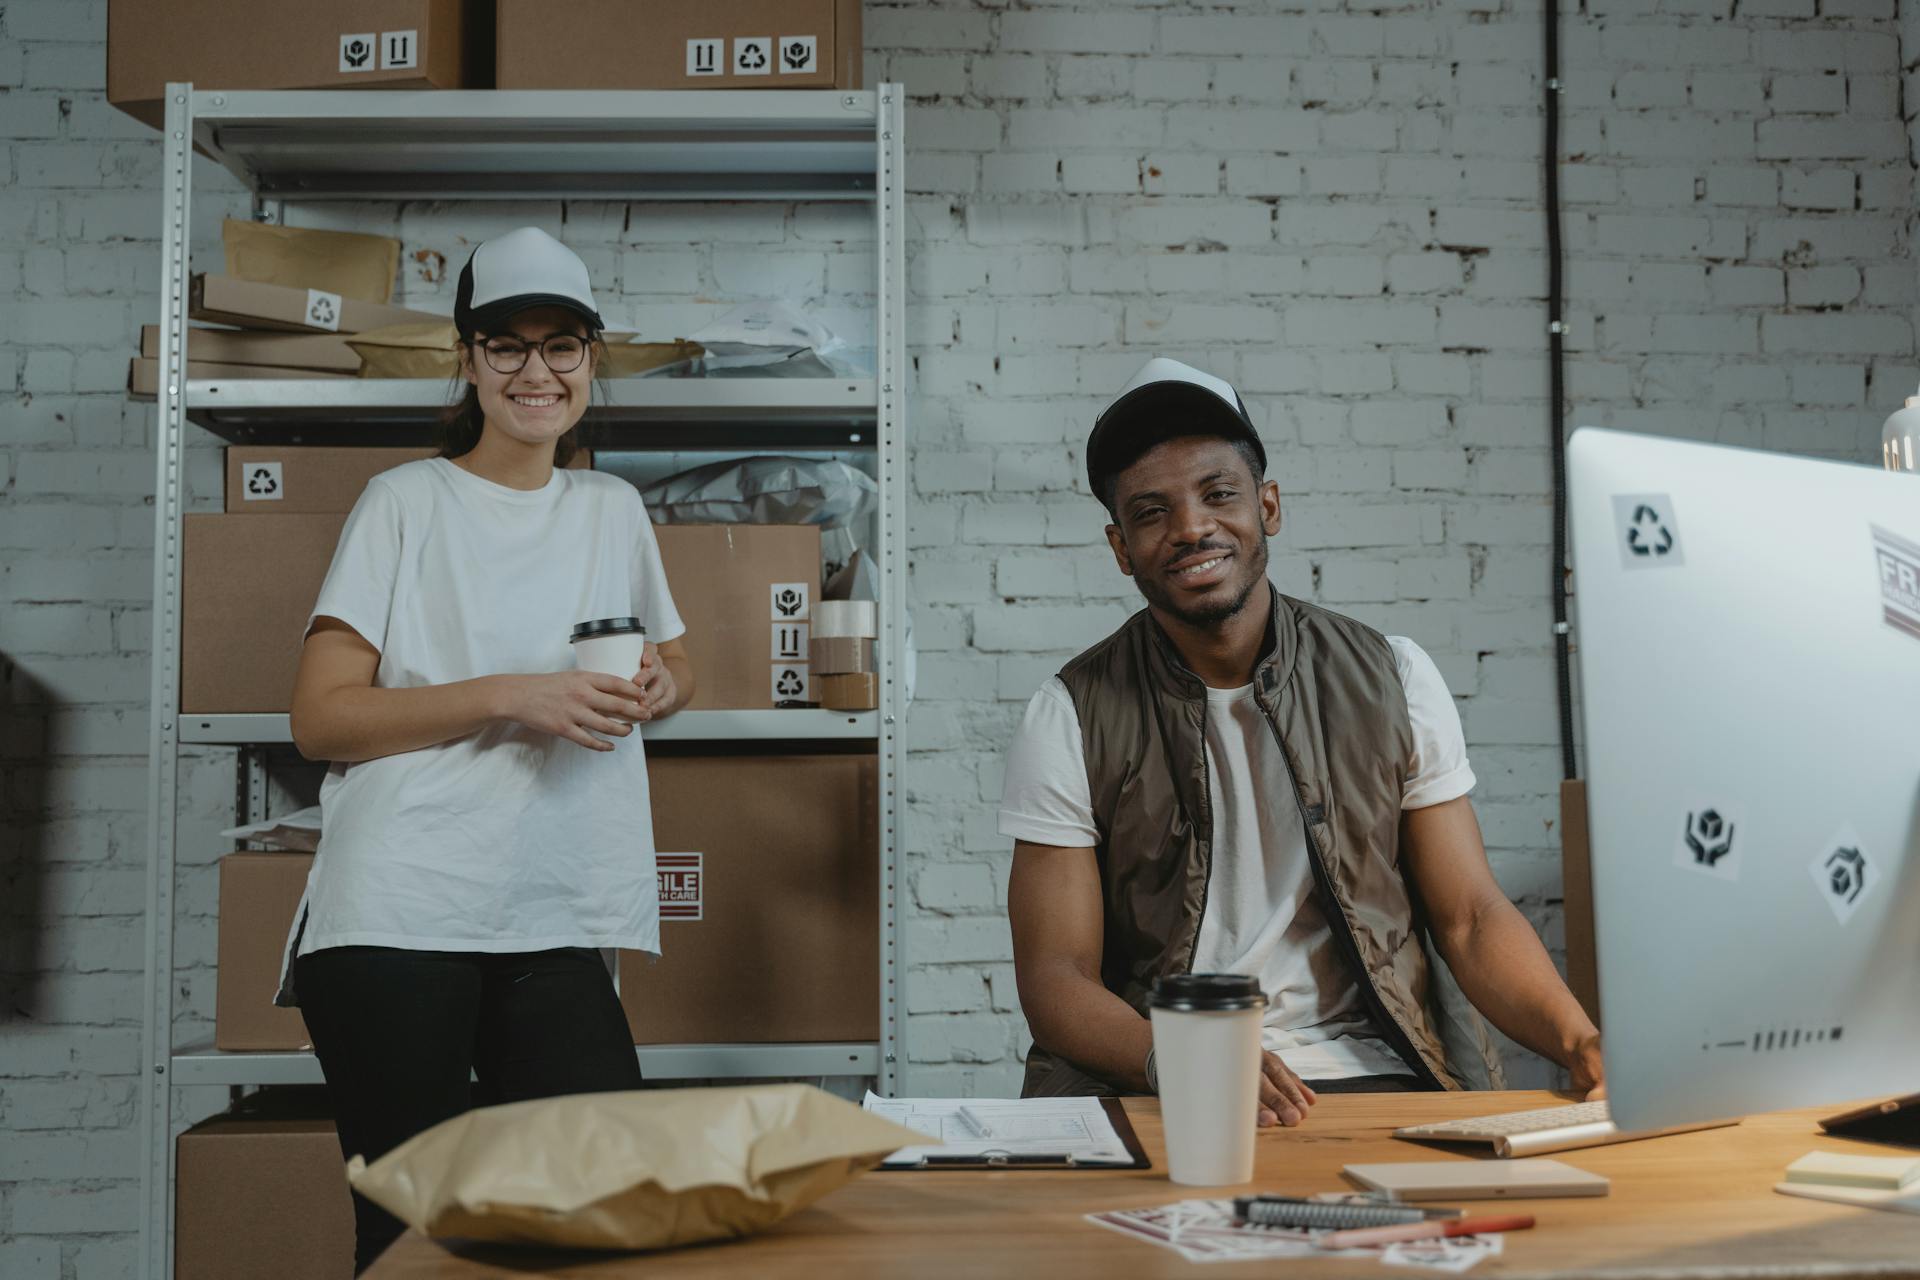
xmin=140 ymin=84 xmax=907 ymax=1280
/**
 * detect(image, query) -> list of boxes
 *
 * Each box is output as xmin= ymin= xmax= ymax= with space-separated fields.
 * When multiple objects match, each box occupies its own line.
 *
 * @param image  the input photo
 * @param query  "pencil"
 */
xmin=1318 ymin=1213 xmax=1536 ymax=1250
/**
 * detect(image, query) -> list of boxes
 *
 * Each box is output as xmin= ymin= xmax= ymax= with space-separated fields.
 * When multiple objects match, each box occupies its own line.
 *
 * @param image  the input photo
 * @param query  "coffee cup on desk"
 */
xmin=1149 ymin=973 xmax=1268 ymax=1186
xmin=570 ymin=617 xmax=647 ymax=680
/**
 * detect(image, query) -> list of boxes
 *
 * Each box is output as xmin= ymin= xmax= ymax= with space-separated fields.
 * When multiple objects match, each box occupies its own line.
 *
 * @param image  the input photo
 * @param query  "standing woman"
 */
xmin=283 ymin=226 xmax=694 ymax=1273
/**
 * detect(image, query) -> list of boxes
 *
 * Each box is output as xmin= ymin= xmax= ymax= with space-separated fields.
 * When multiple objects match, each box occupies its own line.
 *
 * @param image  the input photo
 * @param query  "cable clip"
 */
xmin=1552 ymin=621 xmax=1571 ymax=636
xmin=1548 ymin=320 xmax=1566 ymax=335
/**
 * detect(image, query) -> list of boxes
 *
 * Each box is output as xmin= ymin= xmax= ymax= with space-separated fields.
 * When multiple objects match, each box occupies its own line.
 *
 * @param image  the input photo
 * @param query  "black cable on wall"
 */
xmin=1544 ymin=0 xmax=1577 ymax=781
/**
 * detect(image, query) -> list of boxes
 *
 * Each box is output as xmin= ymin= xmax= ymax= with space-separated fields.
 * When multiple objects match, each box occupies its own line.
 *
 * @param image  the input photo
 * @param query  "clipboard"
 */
xmin=881 ymin=1098 xmax=1152 ymax=1171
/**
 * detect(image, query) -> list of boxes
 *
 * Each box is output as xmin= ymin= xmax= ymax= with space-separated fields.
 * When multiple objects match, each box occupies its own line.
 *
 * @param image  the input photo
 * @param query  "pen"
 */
xmin=1318 ymin=1213 xmax=1536 ymax=1250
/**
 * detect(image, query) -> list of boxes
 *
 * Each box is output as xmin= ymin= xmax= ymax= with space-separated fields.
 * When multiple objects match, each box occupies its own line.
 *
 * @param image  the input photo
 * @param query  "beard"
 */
xmin=1133 ymin=538 xmax=1269 ymax=628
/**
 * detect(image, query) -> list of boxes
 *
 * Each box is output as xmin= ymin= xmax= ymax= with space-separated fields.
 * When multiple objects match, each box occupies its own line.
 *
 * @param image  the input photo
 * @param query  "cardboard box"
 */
xmin=653 ymin=524 xmax=821 ymax=710
xmin=620 ymin=751 xmax=878 ymax=1043
xmin=225 ymin=446 xmax=592 ymax=514
xmin=142 ymin=324 xmax=363 ymax=373
xmin=183 ymin=513 xmax=347 ymax=714
xmin=225 ymin=219 xmax=401 ymax=305
xmin=496 ymin=0 xmax=861 ymax=91
xmin=110 ymin=0 xmax=491 ymax=130
xmin=227 ymin=446 xmax=435 ymax=513
xmin=176 ymin=1092 xmax=354 ymax=1280
xmin=191 ymin=274 xmax=444 ymax=336
xmin=216 ymin=853 xmax=315 ymax=1050
xmin=128 ymin=357 xmax=352 ymax=398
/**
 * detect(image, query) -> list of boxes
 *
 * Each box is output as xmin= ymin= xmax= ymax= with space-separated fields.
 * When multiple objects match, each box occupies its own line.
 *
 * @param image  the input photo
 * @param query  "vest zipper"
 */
xmin=1253 ymin=699 xmax=1445 ymax=1090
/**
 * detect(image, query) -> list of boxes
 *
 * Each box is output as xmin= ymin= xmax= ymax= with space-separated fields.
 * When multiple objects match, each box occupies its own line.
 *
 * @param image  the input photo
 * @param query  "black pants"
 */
xmin=294 ymin=945 xmax=643 ymax=1275
xmin=1303 ymin=1073 xmax=1435 ymax=1093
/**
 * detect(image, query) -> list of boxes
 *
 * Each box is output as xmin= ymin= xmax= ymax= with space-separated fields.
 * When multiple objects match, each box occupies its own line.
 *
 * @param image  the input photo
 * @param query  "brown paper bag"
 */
xmin=345 ymin=1084 xmax=926 ymax=1251
xmin=223 ymin=219 xmax=401 ymax=305
xmin=350 ymin=324 xmax=703 ymax=380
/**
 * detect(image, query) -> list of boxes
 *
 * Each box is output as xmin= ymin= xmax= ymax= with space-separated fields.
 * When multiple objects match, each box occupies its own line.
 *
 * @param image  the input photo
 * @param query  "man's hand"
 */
xmin=1568 ymin=1031 xmax=1606 ymax=1100
xmin=634 ymin=642 xmax=677 ymax=720
xmin=1258 ymin=1050 xmax=1317 ymax=1127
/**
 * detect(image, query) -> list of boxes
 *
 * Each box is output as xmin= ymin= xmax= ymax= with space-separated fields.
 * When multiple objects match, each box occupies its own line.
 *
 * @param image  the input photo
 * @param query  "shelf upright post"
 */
xmin=873 ymin=84 xmax=908 ymax=1097
xmin=139 ymin=82 xmax=196 ymax=1280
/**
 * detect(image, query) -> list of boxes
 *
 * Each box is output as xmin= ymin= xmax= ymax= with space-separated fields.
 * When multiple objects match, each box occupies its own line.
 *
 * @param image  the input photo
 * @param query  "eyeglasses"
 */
xmin=474 ymin=334 xmax=590 ymax=375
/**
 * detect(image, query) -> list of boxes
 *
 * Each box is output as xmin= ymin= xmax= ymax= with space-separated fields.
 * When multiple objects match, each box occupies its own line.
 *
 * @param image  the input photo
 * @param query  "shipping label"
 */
xmin=658 ymin=853 xmax=702 ymax=921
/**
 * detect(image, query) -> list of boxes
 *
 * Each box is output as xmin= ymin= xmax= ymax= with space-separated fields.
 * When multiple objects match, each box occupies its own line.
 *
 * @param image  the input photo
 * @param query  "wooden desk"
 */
xmin=366 ymin=1090 xmax=1920 ymax=1278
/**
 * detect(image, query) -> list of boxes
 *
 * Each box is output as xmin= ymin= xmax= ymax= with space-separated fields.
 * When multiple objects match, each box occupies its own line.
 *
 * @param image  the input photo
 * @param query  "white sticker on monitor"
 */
xmin=773 ymin=622 xmax=810 ymax=661
xmin=733 ymin=37 xmax=772 ymax=76
xmin=1674 ymin=803 xmax=1740 ymax=882
xmin=657 ymin=853 xmax=702 ymax=921
xmin=772 ymin=664 xmax=811 ymax=703
xmin=380 ymin=29 xmax=419 ymax=70
xmin=778 ymin=35 xmax=818 ymax=74
xmin=339 ymin=33 xmax=377 ymax=73
xmin=1871 ymin=524 xmax=1920 ymax=644
xmin=686 ymin=38 xmax=724 ymax=76
xmin=1614 ymin=493 xmax=1684 ymax=569
xmin=304 ymin=289 xmax=342 ymax=331
xmin=242 ymin=461 xmax=283 ymax=502
xmin=770 ymin=583 xmax=809 ymax=621
xmin=1809 ymin=827 xmax=1872 ymax=925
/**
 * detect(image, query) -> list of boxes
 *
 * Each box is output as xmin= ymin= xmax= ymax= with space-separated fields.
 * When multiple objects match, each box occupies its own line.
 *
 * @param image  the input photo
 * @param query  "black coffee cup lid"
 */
xmin=1148 ymin=973 xmax=1267 ymax=1012
xmin=570 ymin=617 xmax=645 ymax=642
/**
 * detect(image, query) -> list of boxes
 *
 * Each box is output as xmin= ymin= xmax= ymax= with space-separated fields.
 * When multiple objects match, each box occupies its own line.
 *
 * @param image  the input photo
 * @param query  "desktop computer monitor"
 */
xmin=1568 ymin=426 xmax=1920 ymax=1134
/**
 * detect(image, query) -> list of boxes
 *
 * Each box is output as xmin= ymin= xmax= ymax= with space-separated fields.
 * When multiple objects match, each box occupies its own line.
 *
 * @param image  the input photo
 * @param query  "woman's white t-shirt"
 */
xmin=287 ymin=457 xmax=685 ymax=971
xmin=998 ymin=636 xmax=1474 ymax=1080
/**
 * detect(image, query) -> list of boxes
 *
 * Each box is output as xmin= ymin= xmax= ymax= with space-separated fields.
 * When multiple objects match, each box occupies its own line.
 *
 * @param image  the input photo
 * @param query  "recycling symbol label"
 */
xmin=1674 ymin=802 xmax=1740 ymax=882
xmin=1613 ymin=493 xmax=1684 ymax=570
xmin=304 ymin=288 xmax=342 ymax=332
xmin=1809 ymin=825 xmax=1874 ymax=925
xmin=771 ymin=664 xmax=811 ymax=703
xmin=734 ymin=37 xmax=771 ymax=75
xmin=244 ymin=461 xmax=283 ymax=502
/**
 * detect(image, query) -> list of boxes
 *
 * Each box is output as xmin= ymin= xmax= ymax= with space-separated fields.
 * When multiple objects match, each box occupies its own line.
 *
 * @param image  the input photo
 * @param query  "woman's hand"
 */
xmin=497 ymin=671 xmax=647 ymax=751
xmin=634 ymin=642 xmax=678 ymax=720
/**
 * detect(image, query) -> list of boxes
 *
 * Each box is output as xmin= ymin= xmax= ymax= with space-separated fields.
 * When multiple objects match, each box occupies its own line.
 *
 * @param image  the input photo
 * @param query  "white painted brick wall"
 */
xmin=3 ymin=0 xmax=1916 ymax=1267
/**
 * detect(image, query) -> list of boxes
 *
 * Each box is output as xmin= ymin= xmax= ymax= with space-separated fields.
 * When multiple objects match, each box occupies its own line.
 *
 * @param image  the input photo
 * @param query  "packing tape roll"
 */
xmin=813 ymin=599 xmax=878 ymax=639
xmin=809 ymin=636 xmax=875 ymax=674
xmin=818 ymin=672 xmax=879 ymax=711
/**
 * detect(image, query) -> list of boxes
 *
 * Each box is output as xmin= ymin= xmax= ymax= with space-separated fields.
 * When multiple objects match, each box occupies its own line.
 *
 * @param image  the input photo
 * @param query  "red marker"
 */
xmin=1318 ymin=1213 xmax=1536 ymax=1251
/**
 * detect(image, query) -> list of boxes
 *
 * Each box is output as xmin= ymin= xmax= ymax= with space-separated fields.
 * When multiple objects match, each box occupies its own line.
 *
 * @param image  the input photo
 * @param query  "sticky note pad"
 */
xmin=1785 ymin=1151 xmax=1920 ymax=1191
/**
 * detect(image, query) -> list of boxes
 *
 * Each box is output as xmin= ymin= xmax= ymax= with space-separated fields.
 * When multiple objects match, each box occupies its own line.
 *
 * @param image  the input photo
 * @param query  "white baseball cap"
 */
xmin=1086 ymin=357 xmax=1265 ymax=496
xmin=454 ymin=226 xmax=604 ymax=337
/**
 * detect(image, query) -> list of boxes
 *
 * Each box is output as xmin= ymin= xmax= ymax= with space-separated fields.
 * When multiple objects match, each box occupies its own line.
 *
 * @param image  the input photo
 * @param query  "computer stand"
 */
xmin=1819 ymin=1093 xmax=1920 ymax=1149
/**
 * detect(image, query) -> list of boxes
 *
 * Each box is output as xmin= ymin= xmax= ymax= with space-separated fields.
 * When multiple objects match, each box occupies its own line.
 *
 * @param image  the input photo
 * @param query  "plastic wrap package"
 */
xmin=639 ymin=456 xmax=877 ymax=530
xmin=686 ymin=301 xmax=864 ymax=377
xmin=219 ymin=804 xmax=323 ymax=853
xmin=346 ymin=1084 xmax=926 ymax=1251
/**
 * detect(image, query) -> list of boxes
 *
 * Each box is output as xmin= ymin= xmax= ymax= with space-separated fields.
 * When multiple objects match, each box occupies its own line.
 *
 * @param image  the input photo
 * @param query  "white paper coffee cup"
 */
xmin=1149 ymin=973 xmax=1267 ymax=1186
xmin=570 ymin=617 xmax=647 ymax=679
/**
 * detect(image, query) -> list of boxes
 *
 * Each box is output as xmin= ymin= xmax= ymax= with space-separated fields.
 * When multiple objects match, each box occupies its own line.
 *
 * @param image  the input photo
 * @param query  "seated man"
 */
xmin=1002 ymin=358 xmax=1603 ymax=1126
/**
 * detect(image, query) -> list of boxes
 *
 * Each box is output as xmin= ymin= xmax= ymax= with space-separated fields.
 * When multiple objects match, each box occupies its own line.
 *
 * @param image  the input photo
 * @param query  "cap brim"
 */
xmin=1088 ymin=381 xmax=1264 ymax=484
xmin=463 ymin=294 xmax=605 ymax=335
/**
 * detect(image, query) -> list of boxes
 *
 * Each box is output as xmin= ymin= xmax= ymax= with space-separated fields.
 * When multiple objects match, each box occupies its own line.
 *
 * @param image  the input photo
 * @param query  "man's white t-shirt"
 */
xmin=286 ymin=458 xmax=685 ymax=977
xmin=998 ymin=635 xmax=1475 ymax=1081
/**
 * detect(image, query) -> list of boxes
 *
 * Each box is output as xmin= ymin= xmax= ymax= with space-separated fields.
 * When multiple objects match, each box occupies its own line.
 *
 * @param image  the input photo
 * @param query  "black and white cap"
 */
xmin=454 ymin=226 xmax=605 ymax=338
xmin=1085 ymin=357 xmax=1265 ymax=496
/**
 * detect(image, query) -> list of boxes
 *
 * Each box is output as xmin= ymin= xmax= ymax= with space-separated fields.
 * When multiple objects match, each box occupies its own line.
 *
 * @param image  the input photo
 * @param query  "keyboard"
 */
xmin=1395 ymin=1100 xmax=1738 ymax=1158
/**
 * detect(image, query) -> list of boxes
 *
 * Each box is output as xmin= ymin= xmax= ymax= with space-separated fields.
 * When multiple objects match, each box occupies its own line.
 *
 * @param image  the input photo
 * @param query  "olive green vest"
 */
xmin=1021 ymin=588 xmax=1505 ymax=1096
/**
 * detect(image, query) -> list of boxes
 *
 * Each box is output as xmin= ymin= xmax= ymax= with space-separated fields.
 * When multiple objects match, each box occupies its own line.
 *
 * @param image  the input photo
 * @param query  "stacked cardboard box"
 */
xmin=653 ymin=524 xmax=823 ymax=710
xmin=495 ymin=0 xmax=861 ymax=91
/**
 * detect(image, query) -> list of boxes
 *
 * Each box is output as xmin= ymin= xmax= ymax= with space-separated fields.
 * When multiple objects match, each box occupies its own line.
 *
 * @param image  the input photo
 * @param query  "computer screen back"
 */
xmin=1568 ymin=427 xmax=1920 ymax=1131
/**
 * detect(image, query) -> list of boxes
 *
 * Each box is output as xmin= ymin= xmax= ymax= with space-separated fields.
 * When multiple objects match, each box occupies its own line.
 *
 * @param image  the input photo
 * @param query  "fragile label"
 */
xmin=380 ymin=29 xmax=419 ymax=70
xmin=1809 ymin=826 xmax=1873 ymax=925
xmin=338 ymin=32 xmax=377 ymax=73
xmin=1872 ymin=524 xmax=1920 ymax=643
xmin=772 ymin=664 xmax=811 ymax=703
xmin=733 ymin=36 xmax=772 ymax=75
xmin=657 ymin=853 xmax=702 ymax=921
xmin=1674 ymin=802 xmax=1740 ymax=882
xmin=778 ymin=35 xmax=818 ymax=74
xmin=304 ymin=289 xmax=342 ymax=332
xmin=686 ymin=38 xmax=723 ymax=76
xmin=242 ymin=461 xmax=283 ymax=502
xmin=773 ymin=622 xmax=809 ymax=661
xmin=770 ymin=582 xmax=809 ymax=621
